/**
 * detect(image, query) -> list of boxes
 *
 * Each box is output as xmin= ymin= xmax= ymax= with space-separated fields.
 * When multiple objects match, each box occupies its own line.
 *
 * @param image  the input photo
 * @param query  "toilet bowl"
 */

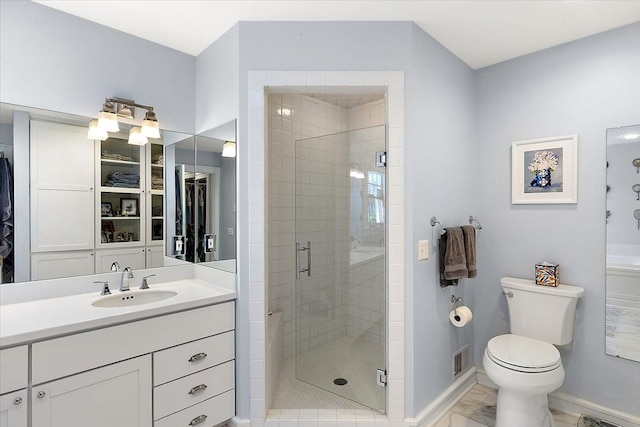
xmin=484 ymin=334 xmax=564 ymax=427
xmin=484 ymin=277 xmax=584 ymax=427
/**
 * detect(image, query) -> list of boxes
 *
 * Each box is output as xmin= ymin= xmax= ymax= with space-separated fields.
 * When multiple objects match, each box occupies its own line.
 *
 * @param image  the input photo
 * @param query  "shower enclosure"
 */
xmin=294 ymin=125 xmax=387 ymax=411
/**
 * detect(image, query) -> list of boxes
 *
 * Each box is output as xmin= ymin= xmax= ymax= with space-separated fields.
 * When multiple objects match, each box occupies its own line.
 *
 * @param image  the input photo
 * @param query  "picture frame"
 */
xmin=100 ymin=202 xmax=113 ymax=217
xmin=511 ymin=135 xmax=578 ymax=204
xmin=120 ymin=198 xmax=138 ymax=216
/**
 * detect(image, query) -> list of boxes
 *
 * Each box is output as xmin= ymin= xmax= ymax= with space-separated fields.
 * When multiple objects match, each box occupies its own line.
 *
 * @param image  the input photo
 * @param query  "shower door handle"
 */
xmin=296 ymin=241 xmax=312 ymax=278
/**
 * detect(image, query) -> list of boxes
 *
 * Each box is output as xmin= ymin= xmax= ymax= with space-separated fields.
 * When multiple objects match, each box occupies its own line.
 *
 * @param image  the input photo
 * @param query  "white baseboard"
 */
xmin=405 ymin=367 xmax=477 ymax=427
xmin=230 ymin=417 xmax=251 ymax=427
xmin=476 ymin=369 xmax=640 ymax=427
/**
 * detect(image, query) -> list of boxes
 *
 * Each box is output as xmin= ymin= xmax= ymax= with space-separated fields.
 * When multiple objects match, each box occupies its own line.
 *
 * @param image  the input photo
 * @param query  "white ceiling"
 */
xmin=33 ymin=1 xmax=640 ymax=69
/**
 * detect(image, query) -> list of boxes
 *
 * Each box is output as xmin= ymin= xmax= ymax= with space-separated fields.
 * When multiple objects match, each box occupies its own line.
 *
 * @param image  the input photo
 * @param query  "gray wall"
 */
xmin=474 ymin=22 xmax=640 ymax=415
xmin=0 ymin=1 xmax=195 ymax=133
xmin=196 ymin=25 xmax=239 ymax=134
xmin=405 ymin=24 xmax=476 ymax=414
xmin=234 ymin=21 xmax=476 ymax=417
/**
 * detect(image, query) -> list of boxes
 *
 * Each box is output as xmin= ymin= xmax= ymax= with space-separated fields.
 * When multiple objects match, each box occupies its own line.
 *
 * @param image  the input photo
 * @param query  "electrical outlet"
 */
xmin=418 ymin=240 xmax=429 ymax=260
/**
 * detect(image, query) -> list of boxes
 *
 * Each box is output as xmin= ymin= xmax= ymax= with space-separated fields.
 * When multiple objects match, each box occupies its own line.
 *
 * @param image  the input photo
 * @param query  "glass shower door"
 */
xmin=294 ymin=125 xmax=387 ymax=412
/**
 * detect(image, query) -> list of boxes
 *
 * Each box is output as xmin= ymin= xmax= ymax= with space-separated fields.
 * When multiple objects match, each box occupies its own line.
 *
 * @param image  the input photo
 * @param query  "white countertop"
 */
xmin=0 ymin=279 xmax=236 ymax=347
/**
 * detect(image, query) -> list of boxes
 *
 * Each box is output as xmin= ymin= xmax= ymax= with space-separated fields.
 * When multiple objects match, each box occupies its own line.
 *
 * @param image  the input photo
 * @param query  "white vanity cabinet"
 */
xmin=24 ymin=301 xmax=235 ymax=427
xmin=31 ymin=355 xmax=152 ymax=427
xmin=0 ymin=346 xmax=28 ymax=427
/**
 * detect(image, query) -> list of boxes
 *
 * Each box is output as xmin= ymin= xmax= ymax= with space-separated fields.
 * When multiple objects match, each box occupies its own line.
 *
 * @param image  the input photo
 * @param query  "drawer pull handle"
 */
xmin=37 ymin=391 xmax=46 ymax=399
xmin=188 ymin=384 xmax=208 ymax=395
xmin=189 ymin=414 xmax=207 ymax=426
xmin=13 ymin=397 xmax=22 ymax=405
xmin=188 ymin=352 xmax=207 ymax=363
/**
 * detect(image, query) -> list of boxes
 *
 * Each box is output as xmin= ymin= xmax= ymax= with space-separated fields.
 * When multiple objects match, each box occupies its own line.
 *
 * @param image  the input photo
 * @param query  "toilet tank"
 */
xmin=501 ymin=277 xmax=584 ymax=345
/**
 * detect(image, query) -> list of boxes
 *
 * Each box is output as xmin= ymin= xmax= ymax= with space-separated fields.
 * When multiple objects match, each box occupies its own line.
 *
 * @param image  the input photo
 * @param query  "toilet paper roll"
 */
xmin=449 ymin=306 xmax=473 ymax=327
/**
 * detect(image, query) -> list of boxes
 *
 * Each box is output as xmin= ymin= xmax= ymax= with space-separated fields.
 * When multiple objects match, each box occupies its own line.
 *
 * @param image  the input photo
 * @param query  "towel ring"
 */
xmin=468 ymin=216 xmax=482 ymax=230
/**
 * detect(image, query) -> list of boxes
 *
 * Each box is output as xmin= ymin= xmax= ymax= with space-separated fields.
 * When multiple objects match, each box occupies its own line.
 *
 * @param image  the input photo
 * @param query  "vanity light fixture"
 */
xmin=222 ymin=141 xmax=236 ymax=157
xmin=89 ymin=97 xmax=161 ymax=144
xmin=87 ymin=119 xmax=108 ymax=141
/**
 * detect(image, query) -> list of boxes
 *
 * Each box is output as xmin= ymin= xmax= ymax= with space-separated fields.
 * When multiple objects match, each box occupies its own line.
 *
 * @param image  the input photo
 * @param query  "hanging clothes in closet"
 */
xmin=0 ymin=154 xmax=14 ymax=283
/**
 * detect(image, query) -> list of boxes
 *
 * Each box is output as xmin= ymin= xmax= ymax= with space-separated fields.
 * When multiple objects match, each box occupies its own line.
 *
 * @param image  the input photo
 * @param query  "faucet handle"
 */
xmin=94 ymin=281 xmax=111 ymax=296
xmin=140 ymin=274 xmax=156 ymax=290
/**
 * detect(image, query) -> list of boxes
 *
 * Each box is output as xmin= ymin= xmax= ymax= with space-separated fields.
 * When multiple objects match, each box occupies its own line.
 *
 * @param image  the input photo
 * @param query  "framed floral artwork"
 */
xmin=512 ymin=135 xmax=578 ymax=204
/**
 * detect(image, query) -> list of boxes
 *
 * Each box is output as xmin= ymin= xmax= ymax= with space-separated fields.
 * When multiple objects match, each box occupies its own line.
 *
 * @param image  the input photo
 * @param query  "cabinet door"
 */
xmin=32 ymin=355 xmax=151 ymax=427
xmin=94 ymin=247 xmax=146 ymax=273
xmin=30 ymin=120 xmax=94 ymax=252
xmin=145 ymin=245 xmax=164 ymax=268
xmin=0 ymin=390 xmax=27 ymax=427
xmin=30 ymin=251 xmax=94 ymax=281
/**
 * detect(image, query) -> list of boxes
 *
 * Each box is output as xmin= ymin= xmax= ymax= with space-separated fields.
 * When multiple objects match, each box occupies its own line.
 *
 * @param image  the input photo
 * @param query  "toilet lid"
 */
xmin=487 ymin=334 xmax=561 ymax=373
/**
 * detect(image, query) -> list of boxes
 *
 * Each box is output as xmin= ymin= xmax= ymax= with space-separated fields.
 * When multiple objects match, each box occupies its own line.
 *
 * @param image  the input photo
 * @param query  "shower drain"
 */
xmin=333 ymin=378 xmax=348 ymax=386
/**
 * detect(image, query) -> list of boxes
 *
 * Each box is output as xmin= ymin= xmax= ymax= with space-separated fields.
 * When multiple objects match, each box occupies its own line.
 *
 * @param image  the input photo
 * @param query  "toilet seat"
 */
xmin=487 ymin=334 xmax=561 ymax=373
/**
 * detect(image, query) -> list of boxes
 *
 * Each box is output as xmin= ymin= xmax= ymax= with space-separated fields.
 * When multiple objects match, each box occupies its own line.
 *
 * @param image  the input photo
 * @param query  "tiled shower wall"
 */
xmin=267 ymin=94 xmax=347 ymax=359
xmin=267 ymin=94 xmax=386 ymax=358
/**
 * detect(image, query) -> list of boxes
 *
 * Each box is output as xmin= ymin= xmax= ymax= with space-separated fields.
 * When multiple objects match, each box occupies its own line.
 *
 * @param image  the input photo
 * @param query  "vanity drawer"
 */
xmin=153 ymin=360 xmax=235 ymax=420
xmin=0 ymin=345 xmax=28 ymax=394
xmin=155 ymin=389 xmax=234 ymax=427
xmin=32 ymin=302 xmax=234 ymax=385
xmin=154 ymin=331 xmax=234 ymax=385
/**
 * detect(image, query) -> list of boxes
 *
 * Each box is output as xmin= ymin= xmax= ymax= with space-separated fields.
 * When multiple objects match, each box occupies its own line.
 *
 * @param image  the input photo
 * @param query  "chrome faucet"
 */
xmin=120 ymin=267 xmax=134 ymax=292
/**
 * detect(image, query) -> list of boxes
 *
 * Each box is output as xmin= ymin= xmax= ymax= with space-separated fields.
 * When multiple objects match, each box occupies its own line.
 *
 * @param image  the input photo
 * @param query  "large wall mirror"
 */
xmin=605 ymin=123 xmax=640 ymax=362
xmin=165 ymin=120 xmax=237 ymax=273
xmin=0 ymin=102 xmax=237 ymax=284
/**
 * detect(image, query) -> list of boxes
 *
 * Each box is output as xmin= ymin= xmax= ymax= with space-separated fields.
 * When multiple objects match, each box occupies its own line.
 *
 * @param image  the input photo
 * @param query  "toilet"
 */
xmin=483 ymin=277 xmax=584 ymax=427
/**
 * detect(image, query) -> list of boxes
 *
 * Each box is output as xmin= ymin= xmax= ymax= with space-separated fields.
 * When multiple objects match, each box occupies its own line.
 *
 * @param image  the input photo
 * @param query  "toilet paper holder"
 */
xmin=451 ymin=295 xmax=462 ymax=313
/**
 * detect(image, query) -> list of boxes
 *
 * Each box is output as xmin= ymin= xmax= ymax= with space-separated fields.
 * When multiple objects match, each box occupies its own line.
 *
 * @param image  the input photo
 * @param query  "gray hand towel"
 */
xmin=443 ymin=227 xmax=468 ymax=280
xmin=439 ymin=233 xmax=458 ymax=287
xmin=462 ymin=225 xmax=477 ymax=278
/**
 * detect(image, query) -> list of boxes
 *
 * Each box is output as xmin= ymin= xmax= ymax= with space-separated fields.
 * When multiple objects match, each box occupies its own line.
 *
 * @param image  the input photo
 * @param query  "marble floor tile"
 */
xmin=433 ymin=384 xmax=581 ymax=427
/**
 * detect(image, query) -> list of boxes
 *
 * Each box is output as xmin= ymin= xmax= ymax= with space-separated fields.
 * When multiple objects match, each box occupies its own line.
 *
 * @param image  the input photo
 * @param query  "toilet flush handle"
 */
xmin=503 ymin=291 xmax=513 ymax=298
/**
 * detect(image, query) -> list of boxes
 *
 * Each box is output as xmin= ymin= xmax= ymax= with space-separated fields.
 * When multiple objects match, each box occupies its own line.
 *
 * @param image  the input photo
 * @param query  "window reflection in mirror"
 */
xmin=605 ymin=123 xmax=640 ymax=363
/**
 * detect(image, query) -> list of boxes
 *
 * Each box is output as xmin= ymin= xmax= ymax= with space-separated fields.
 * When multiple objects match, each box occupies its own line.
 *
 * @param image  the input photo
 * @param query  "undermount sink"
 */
xmin=92 ymin=290 xmax=178 ymax=308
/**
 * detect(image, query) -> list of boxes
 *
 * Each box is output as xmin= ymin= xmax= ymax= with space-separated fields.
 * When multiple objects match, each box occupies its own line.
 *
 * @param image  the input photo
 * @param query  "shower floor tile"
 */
xmin=272 ymin=336 xmax=384 ymax=410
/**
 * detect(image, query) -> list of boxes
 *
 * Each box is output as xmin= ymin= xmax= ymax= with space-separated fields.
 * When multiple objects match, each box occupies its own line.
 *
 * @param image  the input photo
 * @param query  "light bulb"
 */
xmin=128 ymin=126 xmax=148 ymax=145
xmin=87 ymin=119 xmax=108 ymax=140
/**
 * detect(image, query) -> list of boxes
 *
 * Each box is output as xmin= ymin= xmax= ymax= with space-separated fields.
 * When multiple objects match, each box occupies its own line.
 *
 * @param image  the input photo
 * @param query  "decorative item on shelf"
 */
xmin=535 ymin=262 xmax=559 ymax=287
xmin=100 ymin=202 xmax=113 ymax=217
xmin=120 ymin=198 xmax=138 ymax=216
xmin=633 ymin=184 xmax=640 ymax=200
xmin=113 ymin=231 xmax=130 ymax=242
xmin=87 ymin=97 xmax=161 ymax=145
xmin=101 ymin=220 xmax=115 ymax=243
